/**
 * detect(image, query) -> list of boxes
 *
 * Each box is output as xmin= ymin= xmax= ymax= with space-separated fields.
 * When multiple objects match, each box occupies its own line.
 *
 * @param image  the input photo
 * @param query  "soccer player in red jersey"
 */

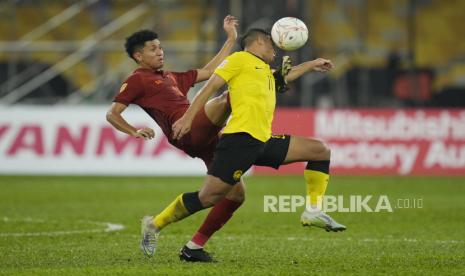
xmin=106 ymin=16 xmax=245 ymax=259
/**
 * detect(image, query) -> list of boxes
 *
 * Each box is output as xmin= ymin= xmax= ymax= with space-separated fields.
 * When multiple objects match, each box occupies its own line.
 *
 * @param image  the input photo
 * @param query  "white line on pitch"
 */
xmin=0 ymin=217 xmax=124 ymax=237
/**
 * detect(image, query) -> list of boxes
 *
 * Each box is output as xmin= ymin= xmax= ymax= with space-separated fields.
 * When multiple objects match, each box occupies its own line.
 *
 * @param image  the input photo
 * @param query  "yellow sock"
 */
xmin=153 ymin=194 xmax=189 ymax=230
xmin=304 ymin=169 xmax=329 ymax=206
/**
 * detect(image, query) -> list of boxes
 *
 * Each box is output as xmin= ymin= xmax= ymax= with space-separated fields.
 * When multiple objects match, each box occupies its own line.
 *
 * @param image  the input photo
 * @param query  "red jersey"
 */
xmin=113 ymin=68 xmax=197 ymax=145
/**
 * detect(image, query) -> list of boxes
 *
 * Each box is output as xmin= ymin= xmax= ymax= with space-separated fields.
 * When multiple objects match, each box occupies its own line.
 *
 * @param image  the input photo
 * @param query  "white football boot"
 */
xmin=301 ymin=209 xmax=346 ymax=232
xmin=140 ymin=216 xmax=159 ymax=257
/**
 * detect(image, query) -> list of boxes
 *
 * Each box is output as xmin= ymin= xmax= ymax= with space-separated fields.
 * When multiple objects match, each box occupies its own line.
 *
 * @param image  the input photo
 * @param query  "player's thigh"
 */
xmin=199 ymin=175 xmax=233 ymax=208
xmin=204 ymin=91 xmax=231 ymax=127
xmin=283 ymin=136 xmax=330 ymax=164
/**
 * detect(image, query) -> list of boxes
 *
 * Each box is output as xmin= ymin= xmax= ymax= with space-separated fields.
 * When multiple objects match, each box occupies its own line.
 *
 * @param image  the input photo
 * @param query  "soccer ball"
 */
xmin=271 ymin=17 xmax=308 ymax=51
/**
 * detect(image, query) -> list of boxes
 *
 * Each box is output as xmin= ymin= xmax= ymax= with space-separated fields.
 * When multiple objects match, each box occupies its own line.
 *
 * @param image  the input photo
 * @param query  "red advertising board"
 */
xmin=255 ymin=109 xmax=465 ymax=175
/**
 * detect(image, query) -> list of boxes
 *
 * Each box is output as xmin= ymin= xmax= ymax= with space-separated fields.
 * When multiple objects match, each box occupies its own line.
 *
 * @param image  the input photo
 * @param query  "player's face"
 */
xmin=261 ymin=35 xmax=276 ymax=64
xmin=138 ymin=39 xmax=164 ymax=70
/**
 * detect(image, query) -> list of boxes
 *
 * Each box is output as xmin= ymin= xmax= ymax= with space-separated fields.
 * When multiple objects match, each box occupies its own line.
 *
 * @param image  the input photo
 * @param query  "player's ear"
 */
xmin=133 ymin=51 xmax=143 ymax=63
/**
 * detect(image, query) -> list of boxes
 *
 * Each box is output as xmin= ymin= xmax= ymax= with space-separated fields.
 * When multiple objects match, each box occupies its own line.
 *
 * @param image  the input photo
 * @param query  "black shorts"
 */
xmin=207 ymin=132 xmax=290 ymax=185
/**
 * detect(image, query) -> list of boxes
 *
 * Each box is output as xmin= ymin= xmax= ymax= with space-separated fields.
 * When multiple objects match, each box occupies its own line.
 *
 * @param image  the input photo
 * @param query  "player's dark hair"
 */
xmin=239 ymin=28 xmax=271 ymax=50
xmin=125 ymin=29 xmax=158 ymax=62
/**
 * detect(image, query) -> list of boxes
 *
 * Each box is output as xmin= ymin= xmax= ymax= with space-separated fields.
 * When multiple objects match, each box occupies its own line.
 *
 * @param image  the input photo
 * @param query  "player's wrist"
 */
xmin=307 ymin=60 xmax=317 ymax=70
xmin=184 ymin=114 xmax=194 ymax=124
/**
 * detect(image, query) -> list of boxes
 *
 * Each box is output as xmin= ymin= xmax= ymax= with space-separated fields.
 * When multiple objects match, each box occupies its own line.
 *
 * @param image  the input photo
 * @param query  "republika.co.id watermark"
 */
xmin=263 ymin=195 xmax=423 ymax=213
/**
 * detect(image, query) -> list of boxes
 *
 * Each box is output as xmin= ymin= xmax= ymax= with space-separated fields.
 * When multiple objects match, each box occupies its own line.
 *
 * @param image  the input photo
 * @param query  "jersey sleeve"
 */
xmin=113 ymin=74 xmax=144 ymax=106
xmin=171 ymin=69 xmax=198 ymax=96
xmin=214 ymin=53 xmax=243 ymax=82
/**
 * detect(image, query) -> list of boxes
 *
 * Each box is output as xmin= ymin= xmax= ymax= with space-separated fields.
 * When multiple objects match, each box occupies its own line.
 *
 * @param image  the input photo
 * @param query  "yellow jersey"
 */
xmin=214 ymin=51 xmax=276 ymax=142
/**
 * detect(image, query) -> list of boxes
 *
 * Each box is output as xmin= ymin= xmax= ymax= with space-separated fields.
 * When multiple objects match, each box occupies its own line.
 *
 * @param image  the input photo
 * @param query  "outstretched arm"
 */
xmin=172 ymin=74 xmax=226 ymax=140
xmin=285 ymin=58 xmax=333 ymax=82
xmin=106 ymin=102 xmax=154 ymax=140
xmin=195 ymin=15 xmax=238 ymax=82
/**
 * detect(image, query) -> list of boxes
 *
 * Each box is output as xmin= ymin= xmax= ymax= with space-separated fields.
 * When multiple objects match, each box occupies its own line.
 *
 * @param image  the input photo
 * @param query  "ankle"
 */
xmin=186 ymin=240 xmax=203 ymax=250
xmin=305 ymin=205 xmax=321 ymax=213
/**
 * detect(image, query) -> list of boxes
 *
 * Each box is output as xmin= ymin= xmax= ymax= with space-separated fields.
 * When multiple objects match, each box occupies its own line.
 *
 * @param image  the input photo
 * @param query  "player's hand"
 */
xmin=133 ymin=128 xmax=155 ymax=140
xmin=274 ymin=56 xmax=292 ymax=93
xmin=282 ymin=55 xmax=292 ymax=79
xmin=311 ymin=58 xmax=333 ymax=72
xmin=172 ymin=115 xmax=192 ymax=140
xmin=223 ymin=15 xmax=238 ymax=41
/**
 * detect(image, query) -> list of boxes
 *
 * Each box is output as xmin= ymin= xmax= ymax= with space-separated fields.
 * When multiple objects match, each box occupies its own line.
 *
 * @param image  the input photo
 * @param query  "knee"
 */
xmin=313 ymin=139 xmax=331 ymax=160
xmin=226 ymin=181 xmax=246 ymax=203
xmin=226 ymin=189 xmax=245 ymax=204
xmin=198 ymin=193 xmax=220 ymax=208
xmin=322 ymin=141 xmax=331 ymax=159
xmin=219 ymin=91 xmax=230 ymax=109
xmin=199 ymin=188 xmax=230 ymax=208
xmin=235 ymin=192 xmax=246 ymax=204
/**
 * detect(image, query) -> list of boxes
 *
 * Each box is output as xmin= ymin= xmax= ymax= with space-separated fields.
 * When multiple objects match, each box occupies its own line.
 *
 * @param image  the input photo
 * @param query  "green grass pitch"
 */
xmin=1 ymin=175 xmax=464 ymax=275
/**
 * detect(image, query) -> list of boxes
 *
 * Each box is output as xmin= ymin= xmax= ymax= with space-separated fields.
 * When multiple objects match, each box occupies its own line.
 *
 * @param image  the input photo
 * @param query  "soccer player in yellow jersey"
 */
xmin=144 ymin=28 xmax=346 ymax=262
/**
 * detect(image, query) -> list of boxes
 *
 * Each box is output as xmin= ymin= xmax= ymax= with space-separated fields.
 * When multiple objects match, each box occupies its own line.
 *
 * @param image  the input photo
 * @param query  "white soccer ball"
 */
xmin=271 ymin=17 xmax=308 ymax=51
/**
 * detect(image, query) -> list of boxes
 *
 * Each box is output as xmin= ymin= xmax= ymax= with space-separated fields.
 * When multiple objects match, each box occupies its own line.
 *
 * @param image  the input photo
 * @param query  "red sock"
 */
xmin=191 ymin=198 xmax=242 ymax=247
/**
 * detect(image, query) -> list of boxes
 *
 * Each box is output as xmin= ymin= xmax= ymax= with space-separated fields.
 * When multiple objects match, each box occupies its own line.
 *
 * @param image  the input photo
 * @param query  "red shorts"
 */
xmin=176 ymin=107 xmax=221 ymax=169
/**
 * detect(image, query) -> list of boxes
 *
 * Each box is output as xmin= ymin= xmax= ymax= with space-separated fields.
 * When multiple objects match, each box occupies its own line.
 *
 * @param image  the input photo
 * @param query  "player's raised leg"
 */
xmin=204 ymin=91 xmax=231 ymax=127
xmin=283 ymin=136 xmax=346 ymax=232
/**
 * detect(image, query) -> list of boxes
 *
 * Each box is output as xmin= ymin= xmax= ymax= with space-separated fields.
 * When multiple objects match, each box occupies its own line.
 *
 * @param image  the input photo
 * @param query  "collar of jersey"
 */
xmin=136 ymin=67 xmax=166 ymax=76
xmin=244 ymin=51 xmax=268 ymax=65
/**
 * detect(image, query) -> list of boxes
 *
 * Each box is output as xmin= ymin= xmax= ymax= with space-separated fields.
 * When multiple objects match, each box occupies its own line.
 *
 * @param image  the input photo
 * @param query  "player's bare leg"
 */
xmin=283 ymin=136 xmax=346 ymax=232
xmin=282 ymin=136 xmax=330 ymax=163
xmin=204 ymin=91 xmax=231 ymax=127
xmin=198 ymin=175 xmax=234 ymax=207
xmin=225 ymin=179 xmax=245 ymax=202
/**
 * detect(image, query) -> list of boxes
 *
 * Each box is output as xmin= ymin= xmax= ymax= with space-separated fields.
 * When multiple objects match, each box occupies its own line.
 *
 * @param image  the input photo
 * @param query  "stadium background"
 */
xmin=1 ymin=1 xmax=465 ymax=274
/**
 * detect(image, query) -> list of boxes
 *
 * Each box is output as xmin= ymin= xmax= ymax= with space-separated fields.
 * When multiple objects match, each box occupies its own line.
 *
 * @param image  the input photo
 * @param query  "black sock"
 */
xmin=306 ymin=160 xmax=330 ymax=174
xmin=182 ymin=191 xmax=205 ymax=214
